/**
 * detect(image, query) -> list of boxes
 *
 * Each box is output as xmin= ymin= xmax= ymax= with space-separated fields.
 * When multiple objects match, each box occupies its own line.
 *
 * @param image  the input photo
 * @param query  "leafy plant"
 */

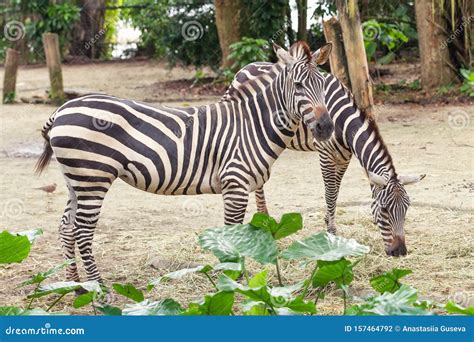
xmin=0 ymin=229 xmax=42 ymax=263
xmin=363 ymin=19 xmax=409 ymax=64
xmin=459 ymin=68 xmax=474 ymax=97
xmin=227 ymin=37 xmax=270 ymax=73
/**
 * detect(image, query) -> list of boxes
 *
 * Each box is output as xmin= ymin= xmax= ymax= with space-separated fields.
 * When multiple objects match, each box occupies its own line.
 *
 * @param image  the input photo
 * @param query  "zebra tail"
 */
xmin=35 ymin=115 xmax=55 ymax=175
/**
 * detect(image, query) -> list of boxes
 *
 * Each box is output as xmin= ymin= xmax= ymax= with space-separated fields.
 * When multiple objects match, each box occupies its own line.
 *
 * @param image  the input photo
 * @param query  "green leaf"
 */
xmin=285 ymin=296 xmax=316 ymax=314
xmin=312 ymin=259 xmax=354 ymax=288
xmin=96 ymin=305 xmax=122 ymax=316
xmin=349 ymin=285 xmax=429 ymax=315
xmin=273 ymin=213 xmax=303 ymax=239
xmin=445 ymin=301 xmax=474 ymax=315
xmin=0 ymin=306 xmax=50 ymax=316
xmin=28 ymin=281 xmax=102 ymax=299
xmin=248 ymin=270 xmax=268 ymax=288
xmin=182 ymin=292 xmax=234 ymax=315
xmin=370 ymin=268 xmax=413 ymax=294
xmin=281 ymin=232 xmax=370 ymax=262
xmin=73 ymin=291 xmax=96 ymax=308
xmin=250 ymin=212 xmax=277 ymax=235
xmin=243 ymin=302 xmax=271 ymax=315
xmin=122 ymin=299 xmax=183 ymax=316
xmin=0 ymin=231 xmax=31 ymax=264
xmin=20 ymin=260 xmax=75 ymax=287
xmin=199 ymin=223 xmax=278 ymax=264
xmin=112 ymin=283 xmax=144 ymax=302
xmin=16 ymin=229 xmax=43 ymax=243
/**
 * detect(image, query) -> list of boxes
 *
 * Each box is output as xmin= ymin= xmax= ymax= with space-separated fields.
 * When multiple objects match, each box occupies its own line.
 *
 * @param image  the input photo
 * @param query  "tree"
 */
xmin=214 ymin=0 xmax=243 ymax=68
xmin=296 ymin=0 xmax=307 ymax=41
xmin=415 ymin=0 xmax=458 ymax=88
xmin=70 ymin=0 xmax=106 ymax=59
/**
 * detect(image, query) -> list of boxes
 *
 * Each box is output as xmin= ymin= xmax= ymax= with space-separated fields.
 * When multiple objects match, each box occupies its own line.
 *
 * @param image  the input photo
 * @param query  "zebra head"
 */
xmin=273 ymin=41 xmax=334 ymax=141
xmin=368 ymin=172 xmax=426 ymax=256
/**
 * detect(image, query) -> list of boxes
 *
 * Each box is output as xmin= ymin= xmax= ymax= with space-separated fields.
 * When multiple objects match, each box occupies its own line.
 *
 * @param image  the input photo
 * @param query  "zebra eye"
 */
xmin=294 ymin=82 xmax=304 ymax=91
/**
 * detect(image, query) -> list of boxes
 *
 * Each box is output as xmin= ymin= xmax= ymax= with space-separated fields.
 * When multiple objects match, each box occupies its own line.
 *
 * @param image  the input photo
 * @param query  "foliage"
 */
xmin=121 ymin=0 xmax=221 ymax=69
xmin=459 ymin=68 xmax=474 ymax=97
xmin=2 ymin=214 xmax=473 ymax=316
xmin=0 ymin=229 xmax=42 ymax=263
xmin=363 ymin=19 xmax=409 ymax=64
xmin=227 ymin=37 xmax=270 ymax=73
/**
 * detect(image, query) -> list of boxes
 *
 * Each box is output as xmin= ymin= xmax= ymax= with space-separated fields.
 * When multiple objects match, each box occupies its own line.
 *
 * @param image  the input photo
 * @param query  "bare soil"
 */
xmin=0 ymin=61 xmax=472 ymax=314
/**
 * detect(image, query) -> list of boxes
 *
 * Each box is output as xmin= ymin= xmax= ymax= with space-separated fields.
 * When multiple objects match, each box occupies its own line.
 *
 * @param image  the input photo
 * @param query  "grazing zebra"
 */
xmin=35 ymin=41 xmax=335 ymax=282
xmin=224 ymin=62 xmax=425 ymax=256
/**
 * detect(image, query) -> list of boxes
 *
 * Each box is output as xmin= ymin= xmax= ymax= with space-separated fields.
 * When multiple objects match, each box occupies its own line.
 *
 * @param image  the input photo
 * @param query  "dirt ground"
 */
xmin=0 ymin=61 xmax=472 ymax=314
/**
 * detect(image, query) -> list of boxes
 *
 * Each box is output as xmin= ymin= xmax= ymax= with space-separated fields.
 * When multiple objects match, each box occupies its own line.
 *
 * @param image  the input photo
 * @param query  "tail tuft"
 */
xmin=35 ymin=139 xmax=53 ymax=175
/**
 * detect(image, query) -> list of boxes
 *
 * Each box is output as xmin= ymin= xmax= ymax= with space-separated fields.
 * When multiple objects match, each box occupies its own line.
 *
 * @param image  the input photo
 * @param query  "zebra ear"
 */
xmin=312 ymin=42 xmax=333 ymax=65
xmin=273 ymin=43 xmax=295 ymax=66
xmin=398 ymin=174 xmax=426 ymax=185
xmin=368 ymin=172 xmax=388 ymax=187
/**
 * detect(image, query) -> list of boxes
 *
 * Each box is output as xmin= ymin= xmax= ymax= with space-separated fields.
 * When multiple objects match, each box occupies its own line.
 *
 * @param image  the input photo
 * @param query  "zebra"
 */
xmin=35 ymin=41 xmax=335 ymax=282
xmin=223 ymin=61 xmax=425 ymax=257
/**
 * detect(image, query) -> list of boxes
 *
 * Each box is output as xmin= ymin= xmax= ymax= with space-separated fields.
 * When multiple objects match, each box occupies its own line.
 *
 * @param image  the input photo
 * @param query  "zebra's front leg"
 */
xmin=254 ymin=187 xmax=269 ymax=214
xmin=320 ymin=154 xmax=350 ymax=235
xmin=221 ymin=179 xmax=250 ymax=225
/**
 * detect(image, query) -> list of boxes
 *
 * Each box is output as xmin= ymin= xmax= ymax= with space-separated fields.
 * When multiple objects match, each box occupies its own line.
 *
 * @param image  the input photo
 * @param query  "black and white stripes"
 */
xmin=36 ymin=41 xmax=335 ymax=282
xmin=227 ymin=61 xmax=425 ymax=256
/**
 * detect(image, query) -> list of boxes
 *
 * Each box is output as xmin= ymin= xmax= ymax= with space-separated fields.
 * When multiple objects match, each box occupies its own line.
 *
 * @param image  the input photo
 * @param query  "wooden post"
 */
xmin=322 ymin=17 xmax=351 ymax=89
xmin=2 ymin=48 xmax=20 ymax=104
xmin=42 ymin=33 xmax=64 ymax=104
xmin=336 ymin=0 xmax=374 ymax=116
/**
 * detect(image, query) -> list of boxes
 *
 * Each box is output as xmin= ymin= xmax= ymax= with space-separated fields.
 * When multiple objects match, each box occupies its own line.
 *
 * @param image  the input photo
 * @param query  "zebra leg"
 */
xmin=320 ymin=154 xmax=350 ymax=235
xmin=59 ymin=186 xmax=79 ymax=282
xmin=221 ymin=179 xmax=250 ymax=225
xmin=254 ymin=187 xmax=269 ymax=214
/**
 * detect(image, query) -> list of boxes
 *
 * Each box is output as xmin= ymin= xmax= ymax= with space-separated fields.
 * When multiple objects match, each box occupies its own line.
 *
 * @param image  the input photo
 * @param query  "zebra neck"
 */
xmin=349 ymin=114 xmax=396 ymax=179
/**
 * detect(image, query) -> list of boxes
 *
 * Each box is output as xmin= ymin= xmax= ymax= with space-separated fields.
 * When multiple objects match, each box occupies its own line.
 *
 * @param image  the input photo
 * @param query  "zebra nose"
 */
xmin=386 ymin=236 xmax=407 ymax=257
xmin=314 ymin=113 xmax=334 ymax=141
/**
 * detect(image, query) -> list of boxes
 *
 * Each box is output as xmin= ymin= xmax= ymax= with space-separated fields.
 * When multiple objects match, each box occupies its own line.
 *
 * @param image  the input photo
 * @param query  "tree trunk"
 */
xmin=214 ymin=0 xmax=243 ymax=69
xmin=296 ymin=0 xmax=307 ymax=41
xmin=322 ymin=17 xmax=351 ymax=88
xmin=286 ymin=1 xmax=295 ymax=45
xmin=336 ymin=0 xmax=374 ymax=116
xmin=43 ymin=33 xmax=65 ymax=104
xmin=70 ymin=0 xmax=106 ymax=59
xmin=2 ymin=49 xmax=20 ymax=104
xmin=415 ymin=0 xmax=458 ymax=88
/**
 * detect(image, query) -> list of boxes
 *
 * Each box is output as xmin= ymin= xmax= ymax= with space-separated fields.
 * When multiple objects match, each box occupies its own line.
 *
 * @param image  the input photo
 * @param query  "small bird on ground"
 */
xmin=35 ymin=183 xmax=57 ymax=194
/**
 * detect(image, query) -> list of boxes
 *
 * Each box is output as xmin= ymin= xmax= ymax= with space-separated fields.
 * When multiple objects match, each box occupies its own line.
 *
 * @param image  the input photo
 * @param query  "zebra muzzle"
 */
xmin=304 ymin=110 xmax=334 ymax=142
xmin=386 ymin=235 xmax=407 ymax=257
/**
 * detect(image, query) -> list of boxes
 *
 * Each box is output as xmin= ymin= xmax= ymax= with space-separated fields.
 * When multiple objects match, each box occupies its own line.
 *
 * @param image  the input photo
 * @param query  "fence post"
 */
xmin=2 ymin=48 xmax=20 ymax=104
xmin=42 ymin=33 xmax=65 ymax=104
xmin=322 ymin=17 xmax=351 ymax=89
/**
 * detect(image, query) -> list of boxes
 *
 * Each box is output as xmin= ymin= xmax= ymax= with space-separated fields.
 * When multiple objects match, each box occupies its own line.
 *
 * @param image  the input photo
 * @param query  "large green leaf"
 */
xmin=0 ymin=306 xmax=51 ymax=316
xmin=370 ymin=268 xmax=413 ymax=294
xmin=312 ymin=259 xmax=354 ymax=288
xmin=348 ymin=285 xmax=430 ymax=315
xmin=73 ymin=292 xmax=96 ymax=308
xmin=122 ymin=299 xmax=183 ymax=316
xmin=248 ymin=270 xmax=268 ymax=288
xmin=0 ymin=231 xmax=31 ymax=264
xmin=113 ymin=283 xmax=144 ymax=302
xmin=445 ymin=301 xmax=474 ymax=315
xmin=199 ymin=224 xmax=278 ymax=264
xmin=96 ymin=305 xmax=122 ymax=316
xmin=20 ymin=260 xmax=75 ymax=287
xmin=182 ymin=292 xmax=234 ymax=315
xmin=250 ymin=213 xmax=303 ymax=240
xmin=28 ymin=281 xmax=102 ymax=299
xmin=281 ymin=232 xmax=370 ymax=262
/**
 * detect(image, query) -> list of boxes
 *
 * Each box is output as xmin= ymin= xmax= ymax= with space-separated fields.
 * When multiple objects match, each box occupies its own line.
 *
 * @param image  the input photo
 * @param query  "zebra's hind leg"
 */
xmin=71 ymin=181 xmax=113 ymax=282
xmin=254 ymin=187 xmax=269 ymax=214
xmin=320 ymin=154 xmax=350 ymax=235
xmin=221 ymin=178 xmax=250 ymax=225
xmin=59 ymin=185 xmax=80 ymax=282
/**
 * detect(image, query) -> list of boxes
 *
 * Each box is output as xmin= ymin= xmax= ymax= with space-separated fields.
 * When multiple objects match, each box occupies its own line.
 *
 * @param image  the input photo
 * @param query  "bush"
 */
xmin=228 ymin=37 xmax=270 ymax=72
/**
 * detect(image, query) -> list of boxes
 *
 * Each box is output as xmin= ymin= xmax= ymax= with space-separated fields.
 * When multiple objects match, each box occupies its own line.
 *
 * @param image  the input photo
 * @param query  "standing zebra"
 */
xmin=35 ymin=42 xmax=334 ymax=282
xmin=223 ymin=61 xmax=425 ymax=257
